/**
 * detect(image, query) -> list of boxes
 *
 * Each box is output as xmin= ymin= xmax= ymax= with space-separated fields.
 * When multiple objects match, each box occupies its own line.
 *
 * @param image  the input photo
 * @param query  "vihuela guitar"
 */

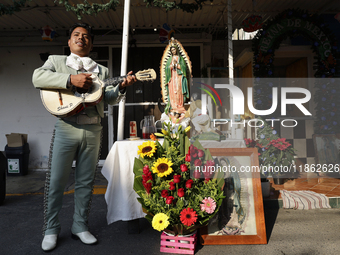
xmin=40 ymin=69 xmax=156 ymax=117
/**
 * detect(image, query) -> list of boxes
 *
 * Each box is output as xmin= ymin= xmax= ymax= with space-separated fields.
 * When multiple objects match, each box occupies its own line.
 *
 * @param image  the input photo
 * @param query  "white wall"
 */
xmin=0 ymin=45 xmax=63 ymax=170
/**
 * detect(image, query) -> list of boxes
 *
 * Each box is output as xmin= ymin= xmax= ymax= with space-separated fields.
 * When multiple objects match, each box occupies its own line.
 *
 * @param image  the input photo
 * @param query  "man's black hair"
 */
xmin=69 ymin=23 xmax=94 ymax=43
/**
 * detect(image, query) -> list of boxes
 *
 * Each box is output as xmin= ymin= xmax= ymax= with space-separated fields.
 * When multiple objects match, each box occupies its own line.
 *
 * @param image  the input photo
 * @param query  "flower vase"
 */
xmin=160 ymin=231 xmax=197 ymax=254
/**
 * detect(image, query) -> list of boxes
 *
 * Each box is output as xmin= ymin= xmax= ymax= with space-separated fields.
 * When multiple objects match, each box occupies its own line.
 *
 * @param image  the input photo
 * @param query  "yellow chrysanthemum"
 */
xmin=152 ymin=158 xmax=173 ymax=177
xmin=137 ymin=141 xmax=157 ymax=158
xmin=152 ymin=213 xmax=169 ymax=231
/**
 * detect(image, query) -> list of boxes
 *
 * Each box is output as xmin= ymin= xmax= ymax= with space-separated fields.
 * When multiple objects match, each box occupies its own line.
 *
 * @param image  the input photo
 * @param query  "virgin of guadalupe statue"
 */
xmin=160 ymin=38 xmax=191 ymax=124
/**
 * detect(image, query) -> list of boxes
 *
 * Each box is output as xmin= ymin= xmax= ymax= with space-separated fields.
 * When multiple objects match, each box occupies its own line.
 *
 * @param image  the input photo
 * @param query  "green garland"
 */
xmin=0 ymin=0 xmax=31 ymax=16
xmin=58 ymin=0 xmax=213 ymax=19
xmin=0 ymin=0 xmax=214 ymax=19
xmin=57 ymin=0 xmax=120 ymax=20
xmin=144 ymin=0 xmax=213 ymax=13
xmin=252 ymin=9 xmax=339 ymax=134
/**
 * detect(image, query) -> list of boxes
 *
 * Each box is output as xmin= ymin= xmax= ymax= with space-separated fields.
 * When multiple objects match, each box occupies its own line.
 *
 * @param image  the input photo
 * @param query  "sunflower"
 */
xmin=180 ymin=208 xmax=197 ymax=226
xmin=152 ymin=213 xmax=170 ymax=231
xmin=137 ymin=141 xmax=157 ymax=158
xmin=152 ymin=158 xmax=173 ymax=177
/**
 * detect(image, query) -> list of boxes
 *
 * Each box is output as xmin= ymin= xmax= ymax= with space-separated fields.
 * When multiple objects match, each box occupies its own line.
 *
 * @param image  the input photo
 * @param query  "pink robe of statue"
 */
xmin=168 ymin=55 xmax=186 ymax=114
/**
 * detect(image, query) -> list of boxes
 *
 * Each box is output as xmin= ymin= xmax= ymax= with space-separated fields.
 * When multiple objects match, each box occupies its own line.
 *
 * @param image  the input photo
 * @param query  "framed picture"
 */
xmin=200 ymin=148 xmax=267 ymax=245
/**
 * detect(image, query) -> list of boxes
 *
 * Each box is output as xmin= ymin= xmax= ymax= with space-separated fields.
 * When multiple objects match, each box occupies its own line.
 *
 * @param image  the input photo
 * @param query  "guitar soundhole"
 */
xmin=75 ymin=86 xmax=92 ymax=94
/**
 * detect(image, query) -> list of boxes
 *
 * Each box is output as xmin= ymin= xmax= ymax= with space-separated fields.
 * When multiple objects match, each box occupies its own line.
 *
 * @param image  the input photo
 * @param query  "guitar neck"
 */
xmin=103 ymin=76 xmax=127 ymax=87
xmin=103 ymin=70 xmax=155 ymax=87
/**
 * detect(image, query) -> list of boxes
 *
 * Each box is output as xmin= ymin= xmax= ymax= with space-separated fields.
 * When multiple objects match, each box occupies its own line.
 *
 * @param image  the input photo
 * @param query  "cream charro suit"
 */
xmin=32 ymin=55 xmax=124 ymax=235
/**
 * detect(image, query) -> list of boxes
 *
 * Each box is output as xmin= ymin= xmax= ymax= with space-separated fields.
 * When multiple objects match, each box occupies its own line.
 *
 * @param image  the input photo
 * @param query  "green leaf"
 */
xmin=133 ymin=176 xmax=144 ymax=194
xmin=133 ymin=157 xmax=144 ymax=177
xmin=145 ymin=214 xmax=153 ymax=224
xmin=179 ymin=133 xmax=185 ymax=156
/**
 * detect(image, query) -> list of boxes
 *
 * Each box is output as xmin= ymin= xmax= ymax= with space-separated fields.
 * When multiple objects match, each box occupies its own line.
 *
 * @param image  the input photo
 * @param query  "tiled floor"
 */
xmin=264 ymin=174 xmax=340 ymax=200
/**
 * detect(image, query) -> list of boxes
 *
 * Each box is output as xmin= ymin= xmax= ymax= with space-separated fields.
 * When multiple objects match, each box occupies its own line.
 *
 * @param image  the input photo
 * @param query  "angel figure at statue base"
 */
xmin=159 ymin=112 xmax=191 ymax=133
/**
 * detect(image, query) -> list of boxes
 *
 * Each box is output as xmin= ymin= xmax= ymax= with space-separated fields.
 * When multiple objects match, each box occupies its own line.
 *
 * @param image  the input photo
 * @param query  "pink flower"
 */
xmin=200 ymin=197 xmax=217 ymax=214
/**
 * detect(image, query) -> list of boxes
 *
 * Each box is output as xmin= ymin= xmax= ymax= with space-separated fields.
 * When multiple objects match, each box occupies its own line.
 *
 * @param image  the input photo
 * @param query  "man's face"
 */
xmin=68 ymin=27 xmax=93 ymax=57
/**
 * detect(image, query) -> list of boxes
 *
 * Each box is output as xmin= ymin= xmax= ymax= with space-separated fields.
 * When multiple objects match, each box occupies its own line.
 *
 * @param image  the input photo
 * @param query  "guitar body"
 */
xmin=40 ymin=69 xmax=156 ymax=117
xmin=40 ymin=75 xmax=104 ymax=117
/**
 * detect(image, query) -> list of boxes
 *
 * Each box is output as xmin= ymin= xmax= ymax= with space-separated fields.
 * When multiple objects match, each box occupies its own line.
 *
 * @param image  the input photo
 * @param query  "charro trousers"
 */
xmin=44 ymin=119 xmax=102 ymax=235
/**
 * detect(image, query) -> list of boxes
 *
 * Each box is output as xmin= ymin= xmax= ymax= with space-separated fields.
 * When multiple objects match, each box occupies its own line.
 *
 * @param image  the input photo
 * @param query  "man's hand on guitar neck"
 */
xmin=119 ymin=71 xmax=137 ymax=90
xmin=70 ymin=73 xmax=93 ymax=90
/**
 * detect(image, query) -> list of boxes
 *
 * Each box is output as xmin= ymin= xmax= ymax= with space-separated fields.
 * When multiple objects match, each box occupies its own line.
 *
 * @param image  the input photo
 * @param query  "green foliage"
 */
xmin=55 ymin=0 xmax=214 ymax=20
xmin=0 ymin=0 xmax=31 ymax=16
xmin=57 ymin=0 xmax=120 ymax=20
xmin=144 ymin=0 xmax=213 ymax=13
xmin=252 ymin=9 xmax=338 ymax=134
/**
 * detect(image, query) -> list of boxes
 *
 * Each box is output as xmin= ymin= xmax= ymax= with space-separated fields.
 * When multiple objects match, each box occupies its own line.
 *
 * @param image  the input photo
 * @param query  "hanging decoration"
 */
xmin=56 ymin=0 xmax=213 ymax=20
xmin=159 ymin=23 xmax=175 ymax=43
xmin=252 ymin=9 xmax=339 ymax=134
xmin=40 ymin=25 xmax=56 ymax=42
xmin=0 ymin=0 xmax=31 ymax=16
xmin=242 ymin=15 xmax=263 ymax=32
xmin=1 ymin=1 xmax=214 ymax=19
xmin=144 ymin=0 xmax=213 ymax=13
xmin=57 ymin=0 xmax=120 ymax=20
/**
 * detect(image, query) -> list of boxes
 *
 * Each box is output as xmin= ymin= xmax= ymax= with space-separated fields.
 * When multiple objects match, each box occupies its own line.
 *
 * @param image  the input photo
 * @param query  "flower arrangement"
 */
xmin=133 ymin=123 xmax=224 ymax=236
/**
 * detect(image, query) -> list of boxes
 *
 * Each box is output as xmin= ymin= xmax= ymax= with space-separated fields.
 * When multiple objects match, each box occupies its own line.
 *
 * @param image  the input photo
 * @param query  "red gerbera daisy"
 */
xmin=180 ymin=208 xmax=197 ymax=226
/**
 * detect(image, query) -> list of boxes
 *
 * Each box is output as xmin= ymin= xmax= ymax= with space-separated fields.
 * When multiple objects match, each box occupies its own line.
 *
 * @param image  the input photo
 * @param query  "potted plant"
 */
xmin=133 ymin=123 xmax=225 ymax=242
xmin=245 ymin=136 xmax=296 ymax=185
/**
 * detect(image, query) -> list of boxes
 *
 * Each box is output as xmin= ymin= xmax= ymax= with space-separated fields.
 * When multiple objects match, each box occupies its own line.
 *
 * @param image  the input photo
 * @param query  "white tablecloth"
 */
xmin=101 ymin=139 xmax=245 ymax=224
xmin=101 ymin=140 xmax=148 ymax=224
